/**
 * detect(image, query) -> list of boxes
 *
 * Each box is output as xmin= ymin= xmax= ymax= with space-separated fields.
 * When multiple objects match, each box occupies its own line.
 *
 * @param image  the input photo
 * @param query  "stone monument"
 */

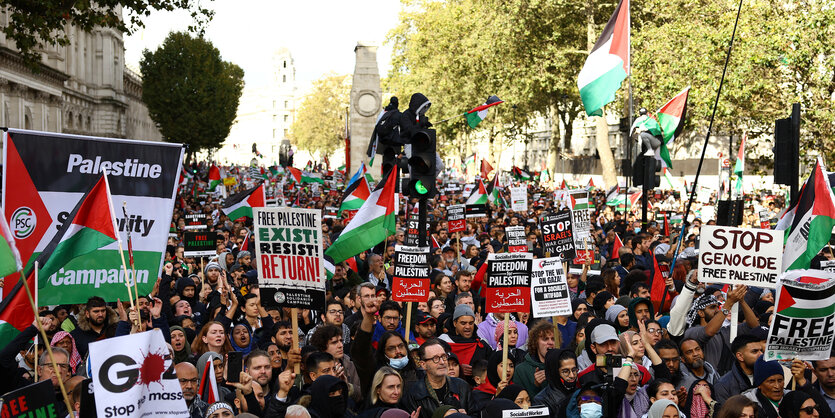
xmin=349 ymin=42 xmax=382 ymax=178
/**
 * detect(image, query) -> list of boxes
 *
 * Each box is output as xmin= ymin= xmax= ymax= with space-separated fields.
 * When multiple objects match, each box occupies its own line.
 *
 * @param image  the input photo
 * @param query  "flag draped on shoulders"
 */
xmin=325 ymin=167 xmax=398 ymax=264
xmin=779 ymin=158 xmax=835 ymax=271
xmin=577 ymin=0 xmax=630 ymax=116
xmin=222 ymin=182 xmax=266 ymax=220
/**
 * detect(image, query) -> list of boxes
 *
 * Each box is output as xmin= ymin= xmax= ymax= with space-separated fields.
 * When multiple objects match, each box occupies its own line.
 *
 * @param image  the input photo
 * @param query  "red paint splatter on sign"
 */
xmin=137 ymin=349 xmax=166 ymax=389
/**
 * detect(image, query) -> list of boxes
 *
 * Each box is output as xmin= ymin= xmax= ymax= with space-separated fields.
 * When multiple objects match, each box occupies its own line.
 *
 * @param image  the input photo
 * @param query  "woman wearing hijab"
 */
xmin=229 ymin=323 xmax=255 ymax=355
xmin=50 ymin=331 xmax=82 ymax=374
xmin=170 ymin=326 xmax=193 ymax=364
xmin=494 ymin=320 xmax=526 ymax=365
xmin=647 ymin=399 xmax=682 ymax=418
xmin=471 ymin=351 xmax=518 ymax=415
xmin=778 ymin=391 xmax=824 ymax=418
xmin=496 ymin=385 xmax=531 ymax=409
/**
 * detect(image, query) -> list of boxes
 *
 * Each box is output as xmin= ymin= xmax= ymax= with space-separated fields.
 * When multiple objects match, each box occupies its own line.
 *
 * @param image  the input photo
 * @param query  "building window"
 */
xmin=282 ymin=75 xmax=286 ymax=83
xmin=284 ymin=101 xmax=289 ymax=109
xmin=283 ymin=60 xmax=287 ymax=68
xmin=284 ymin=115 xmax=288 ymax=123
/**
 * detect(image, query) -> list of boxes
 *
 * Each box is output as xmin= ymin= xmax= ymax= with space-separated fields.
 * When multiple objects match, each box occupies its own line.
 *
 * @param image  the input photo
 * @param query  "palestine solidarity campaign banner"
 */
xmin=766 ymin=269 xmax=835 ymax=361
xmin=3 ymin=129 xmax=183 ymax=304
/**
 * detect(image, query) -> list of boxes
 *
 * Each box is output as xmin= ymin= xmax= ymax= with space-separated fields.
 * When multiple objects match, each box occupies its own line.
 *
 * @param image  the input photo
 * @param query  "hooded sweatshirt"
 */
xmin=534 ymin=349 xmax=578 ymax=414
xmin=308 ymin=375 xmax=349 ymax=418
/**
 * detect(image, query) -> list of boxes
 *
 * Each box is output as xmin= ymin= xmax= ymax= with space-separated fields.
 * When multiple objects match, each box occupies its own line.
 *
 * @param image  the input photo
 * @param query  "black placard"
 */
xmin=1 ymin=380 xmax=58 ymax=418
xmin=184 ymin=213 xmax=208 ymax=230
xmin=184 ymin=231 xmax=218 ymax=257
xmin=541 ymin=211 xmax=575 ymax=259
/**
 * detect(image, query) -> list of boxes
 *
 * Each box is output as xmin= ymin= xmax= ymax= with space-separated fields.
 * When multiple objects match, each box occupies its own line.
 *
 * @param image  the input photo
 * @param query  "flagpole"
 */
xmin=20 ymin=265 xmax=76 ymax=418
xmin=670 ymin=0 xmax=744 ymax=273
xmin=122 ymin=202 xmax=141 ymax=316
xmin=103 ymin=173 xmax=141 ymax=329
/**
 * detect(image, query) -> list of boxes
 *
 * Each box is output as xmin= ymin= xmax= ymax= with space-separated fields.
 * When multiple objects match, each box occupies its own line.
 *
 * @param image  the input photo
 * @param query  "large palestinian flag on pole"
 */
xmin=3 ymin=129 xmax=182 ymax=305
xmin=656 ymin=87 xmax=690 ymax=168
xmin=325 ymin=167 xmax=398 ymax=264
xmin=222 ymin=182 xmax=267 ymax=220
xmin=766 ymin=269 xmax=835 ymax=361
xmin=778 ymin=158 xmax=835 ymax=271
xmin=577 ymin=0 xmax=630 ymax=116
xmin=338 ymin=175 xmax=371 ymax=216
xmin=466 ymin=95 xmax=504 ymax=129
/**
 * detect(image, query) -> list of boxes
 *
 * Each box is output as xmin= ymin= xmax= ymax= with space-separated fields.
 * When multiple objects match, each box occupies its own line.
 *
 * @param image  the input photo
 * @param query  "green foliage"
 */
xmin=140 ymin=32 xmax=243 ymax=160
xmin=1 ymin=0 xmax=213 ymax=65
xmin=290 ymin=74 xmax=351 ymax=155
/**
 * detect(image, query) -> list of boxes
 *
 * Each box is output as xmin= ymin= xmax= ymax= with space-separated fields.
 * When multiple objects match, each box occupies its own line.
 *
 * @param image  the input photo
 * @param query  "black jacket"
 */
xmin=399 ymin=93 xmax=432 ymax=143
xmin=399 ymin=376 xmax=470 ymax=418
xmin=714 ymin=361 xmax=752 ymax=404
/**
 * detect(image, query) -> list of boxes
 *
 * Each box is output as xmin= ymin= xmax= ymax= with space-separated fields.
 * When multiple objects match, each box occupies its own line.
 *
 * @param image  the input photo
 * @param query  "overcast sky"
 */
xmin=123 ymin=0 xmax=401 ymax=93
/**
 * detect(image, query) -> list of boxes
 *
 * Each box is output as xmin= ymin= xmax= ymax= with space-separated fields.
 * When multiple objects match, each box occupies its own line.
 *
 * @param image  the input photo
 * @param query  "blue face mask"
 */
xmin=389 ymin=355 xmax=408 ymax=370
xmin=580 ymin=403 xmax=603 ymax=418
xmin=635 ymin=227 xmax=641 ymax=234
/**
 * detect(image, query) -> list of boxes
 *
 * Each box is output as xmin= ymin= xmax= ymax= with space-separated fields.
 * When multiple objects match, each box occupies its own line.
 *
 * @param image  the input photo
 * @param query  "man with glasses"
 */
xmin=535 ymin=349 xmax=579 ymax=414
xmin=399 ymin=339 xmax=471 ymax=418
xmin=371 ymin=301 xmax=407 ymax=349
xmin=175 ymin=362 xmax=209 ymax=418
xmin=303 ymin=299 xmax=350 ymax=347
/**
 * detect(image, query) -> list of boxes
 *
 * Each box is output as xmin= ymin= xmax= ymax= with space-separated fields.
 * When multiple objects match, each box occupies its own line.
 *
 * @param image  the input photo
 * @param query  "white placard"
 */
xmin=697 ymin=225 xmax=783 ymax=288
xmin=510 ymin=186 xmax=528 ymax=212
xmin=531 ymin=257 xmax=572 ymax=317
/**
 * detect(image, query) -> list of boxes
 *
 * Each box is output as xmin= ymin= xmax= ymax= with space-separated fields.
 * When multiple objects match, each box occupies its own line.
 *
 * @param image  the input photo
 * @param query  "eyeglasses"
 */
xmin=327 ymin=309 xmax=343 ymax=316
xmin=382 ymin=316 xmax=400 ymax=323
xmin=43 ymin=363 xmax=70 ymax=371
xmin=422 ymin=354 xmax=449 ymax=364
xmin=646 ymin=328 xmax=663 ymax=334
xmin=800 ymin=405 xmax=819 ymax=415
xmin=559 ymin=367 xmax=579 ymax=377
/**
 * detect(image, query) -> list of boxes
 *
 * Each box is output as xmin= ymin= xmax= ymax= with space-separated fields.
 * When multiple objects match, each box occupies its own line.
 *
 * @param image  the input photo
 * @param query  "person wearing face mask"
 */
xmin=535 ymin=349 xmax=579 ymax=414
xmin=306 ymin=375 xmax=351 ymax=418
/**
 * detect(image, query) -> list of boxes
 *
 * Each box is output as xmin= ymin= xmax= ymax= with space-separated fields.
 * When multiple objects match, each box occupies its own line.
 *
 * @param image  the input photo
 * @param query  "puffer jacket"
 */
xmin=399 ymin=376 xmax=470 ymax=418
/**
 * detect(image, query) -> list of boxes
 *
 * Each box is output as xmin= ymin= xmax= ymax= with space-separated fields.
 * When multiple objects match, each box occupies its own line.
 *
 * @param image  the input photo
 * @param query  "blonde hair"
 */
xmin=369 ymin=366 xmax=403 ymax=405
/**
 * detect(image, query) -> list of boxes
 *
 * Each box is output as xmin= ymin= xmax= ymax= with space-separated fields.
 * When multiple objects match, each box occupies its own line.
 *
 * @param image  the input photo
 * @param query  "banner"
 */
xmin=510 ymin=187 xmax=528 ymax=212
xmin=697 ymin=225 xmax=783 ymax=288
xmin=3 ymin=129 xmax=183 ymax=304
xmin=506 ymin=226 xmax=527 ymax=253
xmin=89 ymin=329 xmax=189 ymax=418
xmin=183 ymin=213 xmax=208 ymax=230
xmin=391 ymin=245 xmax=431 ymax=302
xmin=447 ymin=204 xmax=466 ymax=233
xmin=541 ymin=211 xmax=575 ymax=259
xmin=0 ymin=381 xmax=57 ymax=418
xmin=569 ymin=190 xmax=591 ymax=240
xmin=183 ymin=231 xmax=217 ymax=257
xmin=530 ymin=257 xmax=572 ymax=317
xmin=485 ymin=252 xmax=533 ymax=313
xmin=254 ymin=207 xmax=325 ymax=308
xmin=766 ymin=270 xmax=835 ymax=361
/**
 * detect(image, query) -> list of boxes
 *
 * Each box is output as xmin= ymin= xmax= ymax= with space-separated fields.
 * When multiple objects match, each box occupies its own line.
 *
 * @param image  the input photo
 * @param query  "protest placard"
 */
xmin=510 ymin=187 xmax=528 ymax=212
xmin=183 ymin=213 xmax=207 ymax=230
xmin=3 ymin=129 xmax=183 ymax=304
xmin=463 ymin=183 xmax=475 ymax=197
xmin=541 ymin=211 xmax=575 ymax=259
xmin=254 ymin=207 xmax=325 ymax=308
xmin=405 ymin=211 xmax=430 ymax=246
xmin=486 ymin=252 xmax=533 ymax=313
xmin=391 ymin=245 xmax=431 ymax=302
xmin=697 ymin=225 xmax=783 ymax=288
xmin=89 ymin=329 xmax=189 ymax=418
xmin=530 ymin=257 xmax=572 ymax=317
xmin=569 ymin=190 xmax=591 ymax=240
xmin=759 ymin=210 xmax=770 ymax=229
xmin=183 ymin=231 xmax=217 ymax=257
xmin=822 ymin=260 xmax=835 ymax=273
xmin=79 ymin=378 xmax=97 ymax=418
xmin=506 ymin=226 xmax=527 ymax=252
xmin=502 ymin=407 xmax=549 ymax=418
xmin=766 ymin=269 xmax=835 ymax=361
xmin=447 ymin=204 xmax=466 ymax=233
xmin=0 ymin=381 xmax=58 ymax=418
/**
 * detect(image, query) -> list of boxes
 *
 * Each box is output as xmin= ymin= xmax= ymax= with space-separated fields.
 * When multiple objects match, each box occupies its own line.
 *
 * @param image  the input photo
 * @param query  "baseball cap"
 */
xmin=590 ymin=324 xmax=619 ymax=344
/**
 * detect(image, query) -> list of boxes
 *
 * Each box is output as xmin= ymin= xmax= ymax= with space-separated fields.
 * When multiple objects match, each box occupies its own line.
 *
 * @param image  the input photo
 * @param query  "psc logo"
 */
xmin=11 ymin=207 xmax=36 ymax=239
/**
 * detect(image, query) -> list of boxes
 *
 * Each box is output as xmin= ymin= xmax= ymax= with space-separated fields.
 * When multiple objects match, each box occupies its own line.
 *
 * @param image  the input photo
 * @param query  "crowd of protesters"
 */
xmin=3 ymin=161 xmax=832 ymax=418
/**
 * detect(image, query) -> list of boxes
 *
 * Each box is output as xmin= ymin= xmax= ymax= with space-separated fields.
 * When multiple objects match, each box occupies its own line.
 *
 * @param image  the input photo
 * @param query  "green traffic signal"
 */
xmin=415 ymin=180 xmax=428 ymax=194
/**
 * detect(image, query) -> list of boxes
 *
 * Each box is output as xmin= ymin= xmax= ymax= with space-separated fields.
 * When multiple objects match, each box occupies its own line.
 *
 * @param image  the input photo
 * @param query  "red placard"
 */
xmin=342 ymin=210 xmax=358 ymax=226
xmin=573 ymin=249 xmax=595 ymax=265
xmin=391 ymin=245 xmax=431 ymax=302
xmin=485 ymin=253 xmax=533 ymax=313
xmin=448 ymin=219 xmax=466 ymax=233
xmin=447 ymin=204 xmax=466 ymax=233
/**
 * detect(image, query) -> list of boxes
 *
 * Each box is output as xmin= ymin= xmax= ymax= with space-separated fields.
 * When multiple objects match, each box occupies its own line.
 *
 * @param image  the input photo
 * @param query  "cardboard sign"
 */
xmin=254 ymin=207 xmax=325 ymax=308
xmin=822 ymin=260 xmax=835 ymax=274
xmin=766 ymin=270 xmax=835 ymax=361
xmin=463 ymin=183 xmax=475 ymax=197
xmin=183 ymin=213 xmax=208 ymax=230
xmin=506 ymin=226 xmax=527 ymax=253
xmin=0 ymin=381 xmax=58 ymax=418
xmin=569 ymin=190 xmax=591 ymax=241
xmin=541 ymin=211 xmax=575 ymax=259
xmin=697 ymin=225 xmax=783 ymax=288
xmin=530 ymin=257 xmax=572 ymax=317
xmin=447 ymin=204 xmax=466 ymax=233
xmin=183 ymin=231 xmax=218 ymax=257
xmin=510 ymin=186 xmax=528 ymax=212
xmin=391 ymin=245 xmax=431 ymax=302
xmin=486 ymin=252 xmax=533 ymax=313
xmin=89 ymin=330 xmax=189 ymax=418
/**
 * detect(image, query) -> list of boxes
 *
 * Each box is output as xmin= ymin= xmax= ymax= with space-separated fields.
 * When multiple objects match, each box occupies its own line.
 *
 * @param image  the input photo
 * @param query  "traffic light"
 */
xmin=643 ymin=156 xmax=661 ymax=189
xmin=632 ymin=154 xmax=645 ymax=187
xmin=379 ymin=141 xmax=402 ymax=179
xmin=407 ymin=129 xmax=437 ymax=198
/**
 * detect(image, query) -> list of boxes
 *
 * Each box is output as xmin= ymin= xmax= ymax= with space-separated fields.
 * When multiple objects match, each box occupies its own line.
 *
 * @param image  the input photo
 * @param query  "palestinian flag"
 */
xmin=325 ymin=167 xmax=398 ymax=264
xmin=486 ymin=174 xmax=502 ymax=204
xmin=587 ymin=178 xmax=597 ymax=190
xmin=605 ymin=185 xmax=620 ymax=203
xmin=734 ymin=132 xmax=746 ymax=195
xmin=577 ymin=0 xmax=630 ymax=116
xmin=480 ymin=159 xmax=494 ymax=180
xmin=198 ymin=356 xmax=219 ymax=405
xmin=208 ymin=164 xmax=222 ymax=191
xmin=288 ymin=167 xmax=324 ymax=184
xmin=324 ymin=255 xmax=335 ymax=280
xmin=338 ymin=175 xmax=371 ymax=216
xmin=466 ymin=179 xmax=489 ymax=218
xmin=766 ymin=270 xmax=835 ymax=359
xmin=466 ymin=95 xmax=504 ymax=129
xmin=464 ymin=154 xmax=476 ymax=177
xmin=222 ymin=182 xmax=266 ymax=220
xmin=774 ymin=271 xmax=835 ymax=319
xmin=0 ymin=213 xmax=23 ymax=277
xmin=650 ymin=253 xmax=672 ymax=313
xmin=656 ymin=87 xmax=690 ymax=168
xmin=611 ymin=233 xmax=623 ymax=260
xmin=779 ymin=158 xmax=835 ymax=271
xmin=512 ymin=166 xmax=531 ymax=181
xmin=347 ymin=162 xmax=367 ymax=188
xmin=33 ymin=175 xmax=119 ymax=286
xmin=540 ymin=169 xmax=550 ymax=183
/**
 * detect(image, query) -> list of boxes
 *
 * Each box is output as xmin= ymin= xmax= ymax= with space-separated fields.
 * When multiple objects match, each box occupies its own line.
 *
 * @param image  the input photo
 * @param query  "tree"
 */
xmin=2 ymin=1 xmax=213 ymax=65
xmin=140 ymin=32 xmax=243 ymax=163
xmin=290 ymin=74 xmax=352 ymax=155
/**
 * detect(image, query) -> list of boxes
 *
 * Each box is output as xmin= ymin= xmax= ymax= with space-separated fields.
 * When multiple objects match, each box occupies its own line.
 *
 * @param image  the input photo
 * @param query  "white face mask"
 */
xmin=579 ymin=403 xmax=603 ymax=418
xmin=389 ymin=356 xmax=408 ymax=370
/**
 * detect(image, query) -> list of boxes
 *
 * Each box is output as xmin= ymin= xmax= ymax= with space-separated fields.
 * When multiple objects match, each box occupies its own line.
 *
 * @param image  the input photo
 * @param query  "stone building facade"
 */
xmin=0 ymin=11 xmax=161 ymax=141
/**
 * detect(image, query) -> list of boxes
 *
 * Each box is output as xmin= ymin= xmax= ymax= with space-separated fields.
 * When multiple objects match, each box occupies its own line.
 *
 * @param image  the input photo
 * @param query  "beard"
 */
xmin=276 ymin=342 xmax=291 ymax=352
xmin=687 ymin=358 xmax=704 ymax=370
xmin=89 ymin=315 xmax=106 ymax=327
